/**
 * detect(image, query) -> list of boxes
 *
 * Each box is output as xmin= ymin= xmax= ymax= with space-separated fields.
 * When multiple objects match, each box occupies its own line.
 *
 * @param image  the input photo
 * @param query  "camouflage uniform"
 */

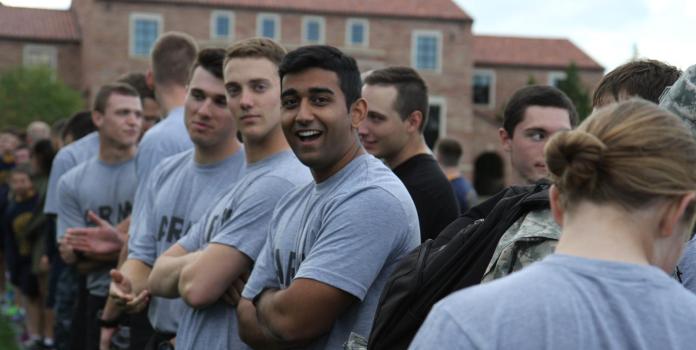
xmin=482 ymin=209 xmax=560 ymax=283
xmin=660 ymin=64 xmax=696 ymax=136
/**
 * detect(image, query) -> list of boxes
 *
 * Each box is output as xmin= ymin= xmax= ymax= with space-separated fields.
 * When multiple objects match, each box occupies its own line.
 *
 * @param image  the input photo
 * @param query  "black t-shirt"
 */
xmin=393 ymin=154 xmax=460 ymax=242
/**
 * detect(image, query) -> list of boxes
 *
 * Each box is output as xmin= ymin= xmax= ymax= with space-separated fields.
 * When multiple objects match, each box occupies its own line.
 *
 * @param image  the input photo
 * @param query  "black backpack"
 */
xmin=368 ymin=182 xmax=551 ymax=349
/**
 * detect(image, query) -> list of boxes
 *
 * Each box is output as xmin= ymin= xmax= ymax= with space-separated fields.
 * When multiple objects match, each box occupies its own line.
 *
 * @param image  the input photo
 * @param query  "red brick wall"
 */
xmin=0 ymin=40 xmax=82 ymax=90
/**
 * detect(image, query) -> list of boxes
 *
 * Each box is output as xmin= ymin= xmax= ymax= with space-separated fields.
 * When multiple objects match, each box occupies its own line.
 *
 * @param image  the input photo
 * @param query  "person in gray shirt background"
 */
xmin=110 ymin=48 xmax=246 ymax=350
xmin=148 ymin=37 xmax=312 ymax=350
xmin=237 ymin=45 xmax=420 ymax=349
xmin=56 ymin=83 xmax=143 ymax=350
xmin=411 ymin=100 xmax=696 ymax=350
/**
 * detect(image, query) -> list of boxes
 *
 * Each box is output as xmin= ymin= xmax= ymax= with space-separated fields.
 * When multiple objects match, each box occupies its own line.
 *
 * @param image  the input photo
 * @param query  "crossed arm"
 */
xmin=237 ymin=278 xmax=357 ymax=348
xmin=148 ymin=242 xmax=252 ymax=307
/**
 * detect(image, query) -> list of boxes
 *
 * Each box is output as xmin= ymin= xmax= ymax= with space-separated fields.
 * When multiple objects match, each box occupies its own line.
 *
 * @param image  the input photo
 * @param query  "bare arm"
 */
xmin=239 ymin=278 xmax=356 ymax=347
xmin=147 ymin=244 xmax=200 ymax=298
xmin=177 ymin=243 xmax=252 ymax=308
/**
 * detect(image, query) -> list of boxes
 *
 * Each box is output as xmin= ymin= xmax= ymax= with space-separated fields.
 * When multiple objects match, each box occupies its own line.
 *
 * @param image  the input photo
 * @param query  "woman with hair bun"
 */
xmin=410 ymin=99 xmax=696 ymax=349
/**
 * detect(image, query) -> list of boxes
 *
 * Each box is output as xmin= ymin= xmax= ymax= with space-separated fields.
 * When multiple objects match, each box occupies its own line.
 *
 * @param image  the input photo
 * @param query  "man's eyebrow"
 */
xmin=249 ymin=78 xmax=271 ymax=85
xmin=368 ymin=110 xmax=387 ymax=119
xmin=523 ymin=127 xmax=548 ymax=133
xmin=281 ymin=88 xmax=298 ymax=98
xmin=308 ymin=87 xmax=334 ymax=95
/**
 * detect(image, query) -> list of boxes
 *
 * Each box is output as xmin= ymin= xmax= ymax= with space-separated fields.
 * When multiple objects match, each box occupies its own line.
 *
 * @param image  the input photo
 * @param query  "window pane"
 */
xmin=473 ymin=74 xmax=491 ymax=104
xmin=351 ymin=23 xmax=364 ymax=44
xmin=306 ymin=21 xmax=320 ymax=42
xmin=134 ymin=19 xmax=159 ymax=56
xmin=262 ymin=19 xmax=276 ymax=38
xmin=416 ymin=35 xmax=438 ymax=70
xmin=216 ymin=16 xmax=230 ymax=37
xmin=424 ymin=105 xmax=441 ymax=149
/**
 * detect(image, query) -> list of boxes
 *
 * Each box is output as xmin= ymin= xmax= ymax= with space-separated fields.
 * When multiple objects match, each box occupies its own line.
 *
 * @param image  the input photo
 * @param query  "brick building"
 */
xmin=0 ymin=0 xmax=603 ymax=184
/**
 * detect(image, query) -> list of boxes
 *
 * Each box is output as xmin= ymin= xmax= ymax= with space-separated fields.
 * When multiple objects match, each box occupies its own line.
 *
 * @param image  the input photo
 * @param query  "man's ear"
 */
xmin=406 ymin=111 xmax=424 ymax=133
xmin=549 ymin=185 xmax=564 ymax=226
xmin=92 ymin=110 xmax=103 ymax=130
xmin=499 ymin=128 xmax=512 ymax=152
xmin=350 ymin=98 xmax=368 ymax=129
xmin=146 ymin=69 xmax=155 ymax=89
xmin=659 ymin=192 xmax=696 ymax=238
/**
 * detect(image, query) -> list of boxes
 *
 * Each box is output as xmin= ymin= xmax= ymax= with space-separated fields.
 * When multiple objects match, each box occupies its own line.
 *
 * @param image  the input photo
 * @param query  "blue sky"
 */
xmin=5 ymin=0 xmax=694 ymax=72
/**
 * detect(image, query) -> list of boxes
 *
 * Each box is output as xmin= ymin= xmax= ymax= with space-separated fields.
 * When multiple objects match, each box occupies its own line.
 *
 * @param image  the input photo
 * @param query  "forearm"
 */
xmin=254 ymin=289 xmax=320 ymax=346
xmin=101 ymin=296 xmax=123 ymax=321
xmin=119 ymin=259 xmax=151 ymax=295
xmin=84 ymin=251 xmax=120 ymax=262
xmin=149 ymin=252 xmax=200 ymax=298
xmin=238 ymin=298 xmax=285 ymax=350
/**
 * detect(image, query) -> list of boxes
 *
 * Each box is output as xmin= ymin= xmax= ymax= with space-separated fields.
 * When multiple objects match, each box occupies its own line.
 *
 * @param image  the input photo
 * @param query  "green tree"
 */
xmin=556 ymin=62 xmax=592 ymax=121
xmin=0 ymin=65 xmax=84 ymax=129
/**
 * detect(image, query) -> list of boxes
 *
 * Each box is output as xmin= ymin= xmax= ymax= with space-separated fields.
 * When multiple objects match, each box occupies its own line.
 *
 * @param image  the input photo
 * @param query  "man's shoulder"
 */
xmin=139 ymin=108 xmax=190 ymax=150
xmin=55 ymin=132 xmax=99 ymax=164
xmin=148 ymin=149 xmax=194 ymax=185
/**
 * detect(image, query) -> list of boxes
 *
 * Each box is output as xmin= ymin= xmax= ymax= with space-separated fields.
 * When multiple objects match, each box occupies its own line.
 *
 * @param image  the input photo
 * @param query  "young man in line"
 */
xmin=148 ymin=37 xmax=311 ymax=350
xmin=498 ymin=85 xmax=577 ymax=185
xmin=435 ymin=138 xmax=477 ymax=214
xmin=359 ymin=67 xmax=459 ymax=241
xmin=56 ymin=83 xmax=143 ymax=350
xmin=110 ymin=48 xmax=246 ymax=350
xmin=237 ymin=45 xmax=420 ymax=349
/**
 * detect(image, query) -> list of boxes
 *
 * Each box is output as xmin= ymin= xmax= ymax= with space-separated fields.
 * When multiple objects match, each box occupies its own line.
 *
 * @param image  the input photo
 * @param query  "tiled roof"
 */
xmin=473 ymin=35 xmax=603 ymax=71
xmin=114 ymin=0 xmax=472 ymax=21
xmin=0 ymin=6 xmax=80 ymax=42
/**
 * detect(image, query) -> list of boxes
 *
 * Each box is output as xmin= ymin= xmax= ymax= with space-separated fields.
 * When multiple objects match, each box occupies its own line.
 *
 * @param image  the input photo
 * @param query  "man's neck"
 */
xmin=442 ymin=167 xmax=461 ymax=181
xmin=194 ymin=137 xmax=242 ymax=165
xmin=386 ymin=136 xmax=430 ymax=169
xmin=244 ymin=127 xmax=290 ymax=164
xmin=312 ymin=136 xmax=365 ymax=183
xmin=156 ymin=85 xmax=187 ymax=115
xmin=99 ymin=141 xmax=136 ymax=165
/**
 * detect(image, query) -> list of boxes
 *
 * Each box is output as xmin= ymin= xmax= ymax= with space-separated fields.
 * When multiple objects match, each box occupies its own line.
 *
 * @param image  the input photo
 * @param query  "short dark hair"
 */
xmin=503 ymin=85 xmax=578 ymax=137
xmin=364 ymin=67 xmax=429 ymax=131
xmin=151 ymin=32 xmax=199 ymax=87
xmin=190 ymin=48 xmax=226 ymax=81
xmin=224 ymin=37 xmax=286 ymax=68
xmin=279 ymin=45 xmax=361 ymax=110
xmin=93 ymin=83 xmax=139 ymax=114
xmin=592 ymin=59 xmax=681 ymax=107
xmin=62 ymin=111 xmax=96 ymax=142
xmin=31 ymin=139 xmax=55 ymax=176
xmin=435 ymin=138 xmax=462 ymax=167
xmin=51 ymin=118 xmax=68 ymax=138
xmin=118 ymin=72 xmax=156 ymax=101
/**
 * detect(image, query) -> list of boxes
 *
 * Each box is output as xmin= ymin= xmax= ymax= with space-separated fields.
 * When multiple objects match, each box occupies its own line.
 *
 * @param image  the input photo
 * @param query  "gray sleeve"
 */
xmin=241 ymin=229 xmax=278 ymax=300
xmin=44 ymin=148 xmax=76 ymax=215
xmin=409 ymin=302 xmax=476 ymax=349
xmin=176 ymin=218 xmax=205 ymax=253
xmin=134 ymin=139 xmax=160 ymax=183
xmin=678 ymin=238 xmax=696 ymax=293
xmin=210 ymin=177 xmax=293 ymax=260
xmin=294 ymin=188 xmax=411 ymax=300
xmin=127 ymin=172 xmax=158 ymax=266
xmin=56 ymin=176 xmax=83 ymax=240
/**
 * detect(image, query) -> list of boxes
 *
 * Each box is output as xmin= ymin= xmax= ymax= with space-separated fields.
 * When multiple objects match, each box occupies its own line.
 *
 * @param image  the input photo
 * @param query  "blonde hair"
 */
xmin=545 ymin=99 xmax=696 ymax=211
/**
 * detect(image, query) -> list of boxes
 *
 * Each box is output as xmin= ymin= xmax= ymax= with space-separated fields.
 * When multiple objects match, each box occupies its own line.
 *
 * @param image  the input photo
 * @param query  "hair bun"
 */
xmin=545 ymin=130 xmax=607 ymax=190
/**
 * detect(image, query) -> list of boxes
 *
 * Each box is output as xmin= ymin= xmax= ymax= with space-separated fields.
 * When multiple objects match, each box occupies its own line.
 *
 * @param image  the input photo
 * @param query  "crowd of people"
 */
xmin=1 ymin=30 xmax=696 ymax=350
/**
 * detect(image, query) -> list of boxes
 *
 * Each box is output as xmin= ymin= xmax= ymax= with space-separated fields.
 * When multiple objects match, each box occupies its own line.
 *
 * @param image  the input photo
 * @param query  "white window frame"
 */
xmin=473 ymin=69 xmax=496 ymax=108
xmin=23 ymin=44 xmax=57 ymax=69
xmin=129 ymin=13 xmax=163 ymax=58
xmin=256 ymin=13 xmax=281 ymax=41
xmin=345 ymin=18 xmax=369 ymax=47
xmin=210 ymin=10 xmax=235 ymax=41
xmin=301 ymin=16 xmax=325 ymax=44
xmin=547 ymin=71 xmax=567 ymax=87
xmin=411 ymin=30 xmax=442 ymax=73
xmin=428 ymin=96 xmax=448 ymax=139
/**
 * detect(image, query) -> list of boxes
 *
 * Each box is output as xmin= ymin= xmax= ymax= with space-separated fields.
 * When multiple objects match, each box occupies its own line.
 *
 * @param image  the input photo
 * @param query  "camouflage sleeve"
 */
xmin=482 ymin=238 xmax=558 ymax=283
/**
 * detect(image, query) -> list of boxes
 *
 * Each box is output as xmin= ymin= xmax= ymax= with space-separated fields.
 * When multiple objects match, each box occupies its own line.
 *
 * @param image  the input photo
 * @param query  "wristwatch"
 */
xmin=96 ymin=309 xmax=121 ymax=328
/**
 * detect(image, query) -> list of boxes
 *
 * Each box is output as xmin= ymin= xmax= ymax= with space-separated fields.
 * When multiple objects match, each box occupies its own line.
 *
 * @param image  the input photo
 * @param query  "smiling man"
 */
xmin=498 ymin=86 xmax=577 ymax=185
xmin=111 ymin=48 xmax=246 ymax=350
xmin=236 ymin=45 xmax=420 ymax=349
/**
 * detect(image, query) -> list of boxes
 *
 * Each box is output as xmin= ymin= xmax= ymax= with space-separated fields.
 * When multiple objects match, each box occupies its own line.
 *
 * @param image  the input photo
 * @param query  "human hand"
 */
xmin=109 ymin=269 xmax=150 ymax=313
xmin=58 ymin=241 xmax=77 ymax=264
xmin=39 ymin=255 xmax=50 ymax=273
xmin=222 ymin=271 xmax=249 ymax=306
xmin=65 ymin=211 xmax=125 ymax=255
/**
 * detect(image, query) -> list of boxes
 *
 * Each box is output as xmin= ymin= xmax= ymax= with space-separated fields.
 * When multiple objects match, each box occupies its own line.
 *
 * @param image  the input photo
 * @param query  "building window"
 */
xmin=473 ymin=70 xmax=495 ymax=106
xmin=345 ymin=18 xmax=368 ymax=47
xmin=130 ymin=13 xmax=162 ymax=58
xmin=257 ymin=13 xmax=281 ymax=41
xmin=548 ymin=71 xmax=567 ymax=87
xmin=302 ymin=16 xmax=325 ymax=44
xmin=424 ymin=96 xmax=447 ymax=149
xmin=412 ymin=30 xmax=442 ymax=72
xmin=23 ymin=44 xmax=57 ymax=69
xmin=211 ymin=11 xmax=234 ymax=40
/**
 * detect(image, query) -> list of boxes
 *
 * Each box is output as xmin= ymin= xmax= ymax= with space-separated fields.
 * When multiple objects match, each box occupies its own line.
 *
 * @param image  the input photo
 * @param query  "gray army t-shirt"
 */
xmin=411 ymin=254 xmax=696 ymax=350
xmin=175 ymin=150 xmax=311 ymax=350
xmin=129 ymin=107 xmax=193 ymax=242
xmin=677 ymin=238 xmax=696 ymax=293
xmin=242 ymin=154 xmax=420 ymax=349
xmin=57 ymin=157 xmax=137 ymax=297
xmin=128 ymin=148 xmax=245 ymax=333
xmin=44 ymin=132 xmax=100 ymax=216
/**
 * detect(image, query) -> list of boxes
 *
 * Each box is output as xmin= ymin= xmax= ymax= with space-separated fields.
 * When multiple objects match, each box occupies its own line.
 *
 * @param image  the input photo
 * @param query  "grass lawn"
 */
xmin=0 ymin=315 xmax=20 ymax=350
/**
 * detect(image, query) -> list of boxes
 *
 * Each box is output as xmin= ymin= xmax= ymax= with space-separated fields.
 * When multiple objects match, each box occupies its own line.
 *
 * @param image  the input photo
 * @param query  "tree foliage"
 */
xmin=556 ymin=62 xmax=592 ymax=121
xmin=0 ymin=66 xmax=84 ymax=129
